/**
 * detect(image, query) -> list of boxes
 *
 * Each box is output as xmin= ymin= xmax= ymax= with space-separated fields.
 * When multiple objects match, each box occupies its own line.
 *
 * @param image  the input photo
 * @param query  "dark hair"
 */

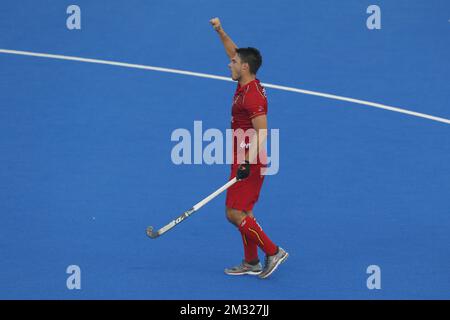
xmin=235 ymin=47 xmax=262 ymax=74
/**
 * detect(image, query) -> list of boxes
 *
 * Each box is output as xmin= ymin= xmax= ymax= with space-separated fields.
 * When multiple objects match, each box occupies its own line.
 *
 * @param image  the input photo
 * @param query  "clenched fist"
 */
xmin=209 ymin=17 xmax=223 ymax=32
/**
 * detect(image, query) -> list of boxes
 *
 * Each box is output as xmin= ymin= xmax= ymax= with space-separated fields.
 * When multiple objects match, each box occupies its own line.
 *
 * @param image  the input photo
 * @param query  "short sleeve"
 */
xmin=243 ymin=91 xmax=267 ymax=119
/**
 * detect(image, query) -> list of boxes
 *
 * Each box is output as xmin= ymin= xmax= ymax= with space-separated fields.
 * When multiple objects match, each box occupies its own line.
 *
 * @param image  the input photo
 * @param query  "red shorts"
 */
xmin=226 ymin=164 xmax=265 ymax=212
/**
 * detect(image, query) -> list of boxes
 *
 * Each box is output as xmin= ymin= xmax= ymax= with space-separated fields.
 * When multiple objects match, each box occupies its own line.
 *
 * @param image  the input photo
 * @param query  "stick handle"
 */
xmin=192 ymin=177 xmax=237 ymax=211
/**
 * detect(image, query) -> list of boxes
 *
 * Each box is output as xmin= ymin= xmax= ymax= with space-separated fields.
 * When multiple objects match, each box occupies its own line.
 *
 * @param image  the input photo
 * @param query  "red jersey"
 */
xmin=231 ymin=79 xmax=268 ymax=165
xmin=231 ymin=79 xmax=267 ymax=130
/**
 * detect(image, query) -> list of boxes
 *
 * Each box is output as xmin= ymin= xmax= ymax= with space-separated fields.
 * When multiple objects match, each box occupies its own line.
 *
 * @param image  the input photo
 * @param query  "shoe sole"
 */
xmin=224 ymin=270 xmax=262 ymax=276
xmin=258 ymin=252 xmax=289 ymax=279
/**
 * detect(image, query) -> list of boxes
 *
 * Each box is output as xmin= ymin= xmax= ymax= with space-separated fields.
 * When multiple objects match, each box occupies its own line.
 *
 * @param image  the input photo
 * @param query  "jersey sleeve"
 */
xmin=242 ymin=90 xmax=267 ymax=119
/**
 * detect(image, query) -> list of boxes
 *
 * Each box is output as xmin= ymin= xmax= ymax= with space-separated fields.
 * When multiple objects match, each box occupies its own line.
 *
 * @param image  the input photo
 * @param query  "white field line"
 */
xmin=1 ymin=48 xmax=449 ymax=125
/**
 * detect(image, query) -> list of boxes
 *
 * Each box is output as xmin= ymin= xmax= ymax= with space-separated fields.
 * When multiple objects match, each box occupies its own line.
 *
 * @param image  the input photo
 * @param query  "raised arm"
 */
xmin=209 ymin=17 xmax=238 ymax=59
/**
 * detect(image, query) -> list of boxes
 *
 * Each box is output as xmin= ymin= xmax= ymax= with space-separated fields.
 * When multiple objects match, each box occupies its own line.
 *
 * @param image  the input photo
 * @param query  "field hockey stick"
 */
xmin=146 ymin=177 xmax=238 ymax=239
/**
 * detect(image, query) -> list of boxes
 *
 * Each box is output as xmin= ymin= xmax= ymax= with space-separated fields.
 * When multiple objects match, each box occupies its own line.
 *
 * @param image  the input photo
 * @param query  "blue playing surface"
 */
xmin=0 ymin=0 xmax=449 ymax=299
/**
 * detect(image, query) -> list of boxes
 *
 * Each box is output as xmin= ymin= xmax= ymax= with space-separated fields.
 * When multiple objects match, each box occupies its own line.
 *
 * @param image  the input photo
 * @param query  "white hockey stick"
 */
xmin=146 ymin=177 xmax=238 ymax=239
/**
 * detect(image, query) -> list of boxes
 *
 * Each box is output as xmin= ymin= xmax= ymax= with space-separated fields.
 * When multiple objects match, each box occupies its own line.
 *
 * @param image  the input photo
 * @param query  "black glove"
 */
xmin=236 ymin=161 xmax=250 ymax=180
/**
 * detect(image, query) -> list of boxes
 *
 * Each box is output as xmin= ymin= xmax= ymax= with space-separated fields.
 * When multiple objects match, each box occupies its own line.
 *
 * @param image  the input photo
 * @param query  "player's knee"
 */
xmin=225 ymin=208 xmax=235 ymax=224
xmin=225 ymin=208 xmax=233 ymax=223
xmin=225 ymin=207 xmax=243 ymax=226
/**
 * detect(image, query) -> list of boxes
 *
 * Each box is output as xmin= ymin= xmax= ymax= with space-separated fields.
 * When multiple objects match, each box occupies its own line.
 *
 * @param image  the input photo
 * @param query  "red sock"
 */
xmin=239 ymin=216 xmax=278 ymax=256
xmin=241 ymin=232 xmax=258 ymax=263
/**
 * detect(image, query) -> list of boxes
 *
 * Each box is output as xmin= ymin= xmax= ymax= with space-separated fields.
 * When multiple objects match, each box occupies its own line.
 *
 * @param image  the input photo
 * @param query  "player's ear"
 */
xmin=242 ymin=62 xmax=250 ymax=73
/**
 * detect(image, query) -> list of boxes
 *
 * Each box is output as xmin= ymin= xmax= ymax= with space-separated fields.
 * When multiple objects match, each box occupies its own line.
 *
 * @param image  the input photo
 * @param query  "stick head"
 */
xmin=146 ymin=226 xmax=159 ymax=239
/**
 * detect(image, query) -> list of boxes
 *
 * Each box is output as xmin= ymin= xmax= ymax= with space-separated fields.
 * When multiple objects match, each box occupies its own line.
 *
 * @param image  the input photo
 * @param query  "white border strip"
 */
xmin=1 ymin=48 xmax=449 ymax=125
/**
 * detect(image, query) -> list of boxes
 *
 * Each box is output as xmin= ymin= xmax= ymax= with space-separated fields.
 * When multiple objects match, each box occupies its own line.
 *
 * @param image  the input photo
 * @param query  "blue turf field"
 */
xmin=0 ymin=0 xmax=449 ymax=299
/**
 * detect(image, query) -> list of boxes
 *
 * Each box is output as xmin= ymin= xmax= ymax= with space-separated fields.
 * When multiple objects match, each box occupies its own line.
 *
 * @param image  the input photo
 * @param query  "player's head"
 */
xmin=228 ymin=47 xmax=262 ymax=81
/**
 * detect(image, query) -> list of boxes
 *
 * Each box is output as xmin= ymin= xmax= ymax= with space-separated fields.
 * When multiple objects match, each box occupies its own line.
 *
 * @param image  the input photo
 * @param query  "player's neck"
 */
xmin=239 ymin=74 xmax=256 ymax=87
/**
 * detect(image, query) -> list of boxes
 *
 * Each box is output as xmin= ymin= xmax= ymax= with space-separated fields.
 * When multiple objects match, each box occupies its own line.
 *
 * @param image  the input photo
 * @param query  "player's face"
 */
xmin=228 ymin=54 xmax=242 ymax=81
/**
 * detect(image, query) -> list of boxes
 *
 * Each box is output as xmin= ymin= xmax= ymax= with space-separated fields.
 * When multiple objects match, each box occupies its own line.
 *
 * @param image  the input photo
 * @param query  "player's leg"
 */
xmin=245 ymin=210 xmax=255 ymax=219
xmin=225 ymin=164 xmax=288 ymax=278
xmin=240 ymin=210 xmax=259 ymax=265
xmin=225 ymin=207 xmax=246 ymax=226
xmin=229 ymin=207 xmax=288 ymax=279
xmin=224 ymin=207 xmax=262 ymax=275
xmin=226 ymin=206 xmax=280 ymax=261
xmin=237 ymin=210 xmax=278 ymax=257
xmin=237 ymin=210 xmax=288 ymax=279
xmin=227 ymin=208 xmax=259 ymax=262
